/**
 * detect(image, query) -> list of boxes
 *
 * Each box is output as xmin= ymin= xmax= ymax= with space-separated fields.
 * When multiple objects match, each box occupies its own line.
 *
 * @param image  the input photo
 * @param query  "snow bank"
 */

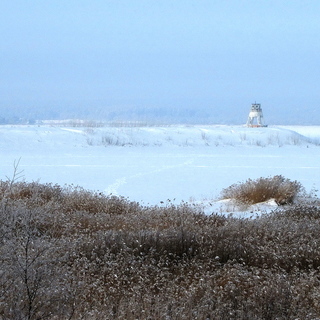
xmin=1 ymin=124 xmax=319 ymax=151
xmin=74 ymin=125 xmax=319 ymax=148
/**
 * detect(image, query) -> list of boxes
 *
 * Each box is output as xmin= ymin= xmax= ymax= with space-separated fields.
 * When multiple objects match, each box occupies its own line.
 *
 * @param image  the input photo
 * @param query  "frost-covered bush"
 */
xmin=221 ymin=175 xmax=304 ymax=205
xmin=1 ymin=180 xmax=320 ymax=319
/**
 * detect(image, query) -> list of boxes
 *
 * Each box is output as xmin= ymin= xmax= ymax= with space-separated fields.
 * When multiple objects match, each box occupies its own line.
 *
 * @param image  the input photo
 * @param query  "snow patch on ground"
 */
xmin=192 ymin=198 xmax=280 ymax=219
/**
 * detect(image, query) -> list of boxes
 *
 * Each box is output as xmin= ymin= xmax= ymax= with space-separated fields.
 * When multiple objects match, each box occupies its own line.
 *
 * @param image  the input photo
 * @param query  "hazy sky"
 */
xmin=1 ymin=1 xmax=319 ymax=123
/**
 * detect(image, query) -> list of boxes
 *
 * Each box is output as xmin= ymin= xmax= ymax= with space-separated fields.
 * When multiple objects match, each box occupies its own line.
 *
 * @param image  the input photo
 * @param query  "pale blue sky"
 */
xmin=1 ymin=1 xmax=319 ymax=123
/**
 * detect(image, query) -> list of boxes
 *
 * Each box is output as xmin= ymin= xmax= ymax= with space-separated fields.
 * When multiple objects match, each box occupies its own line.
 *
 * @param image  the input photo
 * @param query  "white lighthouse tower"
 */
xmin=246 ymin=103 xmax=267 ymax=127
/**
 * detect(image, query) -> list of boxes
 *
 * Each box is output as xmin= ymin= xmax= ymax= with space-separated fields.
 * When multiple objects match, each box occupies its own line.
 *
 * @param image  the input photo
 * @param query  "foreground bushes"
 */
xmin=1 ymin=181 xmax=320 ymax=319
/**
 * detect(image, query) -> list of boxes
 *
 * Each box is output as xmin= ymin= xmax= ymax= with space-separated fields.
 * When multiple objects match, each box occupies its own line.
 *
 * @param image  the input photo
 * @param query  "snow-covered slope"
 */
xmin=82 ymin=125 xmax=319 ymax=147
xmin=1 ymin=124 xmax=319 ymax=151
xmin=0 ymin=124 xmax=319 ymax=216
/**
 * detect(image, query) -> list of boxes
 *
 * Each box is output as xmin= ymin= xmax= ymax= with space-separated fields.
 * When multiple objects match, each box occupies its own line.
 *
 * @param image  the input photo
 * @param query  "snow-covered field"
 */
xmin=1 ymin=124 xmax=320 ymax=215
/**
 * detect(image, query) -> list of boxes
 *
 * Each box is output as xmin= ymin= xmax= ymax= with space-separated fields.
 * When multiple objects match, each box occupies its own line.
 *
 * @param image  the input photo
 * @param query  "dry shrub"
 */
xmin=1 ymin=180 xmax=320 ymax=319
xmin=221 ymin=175 xmax=303 ymax=205
xmin=0 ymin=180 xmax=63 ymax=205
xmin=60 ymin=186 xmax=139 ymax=215
xmin=0 ymin=180 xmax=140 ymax=215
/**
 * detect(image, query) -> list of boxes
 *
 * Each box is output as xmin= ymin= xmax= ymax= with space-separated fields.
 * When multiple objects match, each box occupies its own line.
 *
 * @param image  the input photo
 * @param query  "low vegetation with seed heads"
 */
xmin=1 ymin=177 xmax=320 ymax=319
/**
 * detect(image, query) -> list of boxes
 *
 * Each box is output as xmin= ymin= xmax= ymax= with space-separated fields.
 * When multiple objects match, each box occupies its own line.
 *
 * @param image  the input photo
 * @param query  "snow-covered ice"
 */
xmin=1 ymin=124 xmax=319 ymax=216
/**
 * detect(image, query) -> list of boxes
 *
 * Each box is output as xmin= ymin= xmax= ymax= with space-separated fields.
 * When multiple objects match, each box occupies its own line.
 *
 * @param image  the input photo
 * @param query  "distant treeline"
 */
xmin=0 ymin=106 xmax=228 ymax=125
xmin=1 ymin=104 xmax=319 ymax=125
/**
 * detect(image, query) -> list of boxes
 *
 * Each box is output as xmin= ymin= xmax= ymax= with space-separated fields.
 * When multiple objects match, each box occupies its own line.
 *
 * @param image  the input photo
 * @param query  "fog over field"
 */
xmin=1 ymin=1 xmax=320 ymax=126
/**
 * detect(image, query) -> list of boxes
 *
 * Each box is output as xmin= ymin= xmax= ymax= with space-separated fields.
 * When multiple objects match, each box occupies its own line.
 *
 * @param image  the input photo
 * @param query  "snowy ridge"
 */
xmin=1 ymin=124 xmax=319 ymax=151
xmin=81 ymin=125 xmax=320 ymax=147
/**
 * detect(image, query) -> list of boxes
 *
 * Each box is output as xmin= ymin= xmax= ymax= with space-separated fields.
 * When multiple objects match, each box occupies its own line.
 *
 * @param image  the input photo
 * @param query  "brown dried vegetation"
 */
xmin=221 ymin=175 xmax=304 ymax=206
xmin=1 ymin=180 xmax=320 ymax=319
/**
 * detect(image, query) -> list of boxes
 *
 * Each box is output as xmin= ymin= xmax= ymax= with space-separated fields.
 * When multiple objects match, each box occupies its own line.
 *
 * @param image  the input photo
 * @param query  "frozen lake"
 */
xmin=1 ymin=124 xmax=320 ymax=206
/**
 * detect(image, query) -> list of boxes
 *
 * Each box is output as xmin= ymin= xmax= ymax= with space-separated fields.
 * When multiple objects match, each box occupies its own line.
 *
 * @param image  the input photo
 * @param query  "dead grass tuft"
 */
xmin=221 ymin=175 xmax=304 ymax=206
